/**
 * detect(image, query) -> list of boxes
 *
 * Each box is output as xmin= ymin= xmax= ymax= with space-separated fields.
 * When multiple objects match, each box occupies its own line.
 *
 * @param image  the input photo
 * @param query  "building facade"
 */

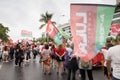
xmin=58 ymin=23 xmax=71 ymax=37
xmin=112 ymin=1 xmax=120 ymax=24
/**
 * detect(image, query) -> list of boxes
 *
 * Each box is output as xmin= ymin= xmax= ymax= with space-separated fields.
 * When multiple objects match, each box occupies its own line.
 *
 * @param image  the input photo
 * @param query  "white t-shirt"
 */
xmin=66 ymin=47 xmax=73 ymax=56
xmin=106 ymin=45 xmax=120 ymax=79
xmin=42 ymin=49 xmax=51 ymax=56
xmin=3 ymin=51 xmax=8 ymax=56
xmin=101 ymin=49 xmax=108 ymax=66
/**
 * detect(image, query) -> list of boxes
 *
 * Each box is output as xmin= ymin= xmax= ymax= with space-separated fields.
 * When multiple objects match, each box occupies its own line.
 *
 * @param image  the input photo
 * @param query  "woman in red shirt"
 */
xmin=56 ymin=44 xmax=66 ymax=75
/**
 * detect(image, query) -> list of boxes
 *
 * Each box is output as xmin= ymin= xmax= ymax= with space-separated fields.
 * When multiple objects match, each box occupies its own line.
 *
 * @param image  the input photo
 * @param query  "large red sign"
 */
xmin=70 ymin=4 xmax=96 ymax=62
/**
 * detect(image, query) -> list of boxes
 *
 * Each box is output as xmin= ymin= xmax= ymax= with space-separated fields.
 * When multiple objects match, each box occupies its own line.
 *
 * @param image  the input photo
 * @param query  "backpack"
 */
xmin=66 ymin=56 xmax=79 ymax=70
xmin=81 ymin=60 xmax=90 ymax=68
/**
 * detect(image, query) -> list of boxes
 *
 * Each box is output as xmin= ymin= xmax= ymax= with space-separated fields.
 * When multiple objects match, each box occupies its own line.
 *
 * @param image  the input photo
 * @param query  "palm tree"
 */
xmin=39 ymin=11 xmax=56 ymax=29
xmin=39 ymin=11 xmax=56 ymax=43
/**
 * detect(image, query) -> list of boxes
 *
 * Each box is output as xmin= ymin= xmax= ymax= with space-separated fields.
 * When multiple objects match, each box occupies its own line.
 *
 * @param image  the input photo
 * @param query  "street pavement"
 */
xmin=0 ymin=56 xmax=104 ymax=80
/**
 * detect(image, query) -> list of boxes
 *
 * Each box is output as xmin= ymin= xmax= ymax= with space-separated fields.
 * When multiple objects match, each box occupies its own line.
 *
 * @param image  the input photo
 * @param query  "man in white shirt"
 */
xmin=106 ymin=34 xmax=120 ymax=80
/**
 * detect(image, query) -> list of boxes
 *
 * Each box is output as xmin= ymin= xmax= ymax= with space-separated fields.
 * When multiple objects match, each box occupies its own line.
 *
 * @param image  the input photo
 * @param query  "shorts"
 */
xmin=56 ymin=56 xmax=65 ymax=62
xmin=3 ymin=52 xmax=8 ymax=56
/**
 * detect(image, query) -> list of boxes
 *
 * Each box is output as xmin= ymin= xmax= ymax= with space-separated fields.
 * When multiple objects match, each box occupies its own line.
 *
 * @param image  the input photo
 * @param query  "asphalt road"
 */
xmin=0 ymin=57 xmax=104 ymax=80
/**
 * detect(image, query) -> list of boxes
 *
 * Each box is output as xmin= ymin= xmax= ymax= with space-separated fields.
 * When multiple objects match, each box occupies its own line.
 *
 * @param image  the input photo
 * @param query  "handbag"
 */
xmin=81 ymin=60 xmax=90 ymax=68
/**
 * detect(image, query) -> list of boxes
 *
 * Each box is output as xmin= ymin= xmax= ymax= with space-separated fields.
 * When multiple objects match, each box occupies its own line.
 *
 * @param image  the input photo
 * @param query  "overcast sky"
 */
xmin=0 ymin=0 xmax=116 ymax=42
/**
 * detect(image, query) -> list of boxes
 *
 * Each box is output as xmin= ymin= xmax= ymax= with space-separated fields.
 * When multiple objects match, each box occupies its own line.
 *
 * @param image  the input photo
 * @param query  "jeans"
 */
xmin=79 ymin=69 xmax=93 ymax=80
xmin=26 ymin=53 xmax=31 ymax=60
xmin=15 ymin=56 xmax=23 ymax=67
xmin=67 ymin=69 xmax=76 ymax=80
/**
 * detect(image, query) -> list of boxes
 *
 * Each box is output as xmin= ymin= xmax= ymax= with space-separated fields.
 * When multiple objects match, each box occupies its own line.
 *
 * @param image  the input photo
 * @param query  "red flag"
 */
xmin=46 ymin=20 xmax=63 ymax=45
xmin=46 ymin=20 xmax=58 ymax=39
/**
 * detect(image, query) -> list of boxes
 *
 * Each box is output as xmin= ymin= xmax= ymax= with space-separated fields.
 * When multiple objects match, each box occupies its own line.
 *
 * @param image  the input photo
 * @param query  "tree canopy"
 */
xmin=0 ymin=23 xmax=9 ymax=42
xmin=39 ymin=11 xmax=56 ymax=29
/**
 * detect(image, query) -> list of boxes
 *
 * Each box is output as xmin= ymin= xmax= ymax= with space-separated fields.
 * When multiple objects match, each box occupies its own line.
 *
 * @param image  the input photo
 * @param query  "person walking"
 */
xmin=15 ymin=44 xmax=24 ymax=67
xmin=3 ymin=46 xmax=9 ymax=62
xmin=41 ymin=44 xmax=51 ymax=75
xmin=50 ymin=44 xmax=57 ymax=69
xmin=106 ymin=34 xmax=120 ymax=80
xmin=32 ymin=45 xmax=38 ymax=61
xmin=101 ymin=36 xmax=114 ymax=80
xmin=0 ymin=43 xmax=3 ymax=61
xmin=79 ymin=59 xmax=93 ymax=80
xmin=25 ymin=45 xmax=31 ymax=62
xmin=66 ymin=54 xmax=78 ymax=80
xmin=9 ymin=45 xmax=15 ymax=61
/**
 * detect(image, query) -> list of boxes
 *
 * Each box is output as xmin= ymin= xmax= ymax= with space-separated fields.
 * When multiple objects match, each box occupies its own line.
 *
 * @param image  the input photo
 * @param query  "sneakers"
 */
xmin=14 ymin=65 xmax=19 ymax=67
xmin=5 ymin=61 xmax=9 ymax=62
xmin=3 ymin=61 xmax=9 ymax=63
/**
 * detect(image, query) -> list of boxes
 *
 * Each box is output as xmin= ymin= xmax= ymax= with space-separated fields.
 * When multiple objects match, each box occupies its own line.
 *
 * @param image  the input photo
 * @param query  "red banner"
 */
xmin=46 ymin=20 xmax=63 ymax=45
xmin=70 ymin=4 xmax=97 ymax=62
xmin=110 ymin=24 xmax=120 ymax=36
xmin=46 ymin=20 xmax=58 ymax=39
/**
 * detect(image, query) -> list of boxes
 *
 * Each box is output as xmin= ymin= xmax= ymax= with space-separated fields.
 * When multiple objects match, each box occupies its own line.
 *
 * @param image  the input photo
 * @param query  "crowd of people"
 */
xmin=0 ymin=33 xmax=120 ymax=80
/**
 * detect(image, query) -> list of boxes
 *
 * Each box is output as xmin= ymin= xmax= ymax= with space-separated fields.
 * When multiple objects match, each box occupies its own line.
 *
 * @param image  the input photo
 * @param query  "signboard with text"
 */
xmin=70 ymin=4 xmax=115 ymax=62
xmin=21 ymin=30 xmax=32 ymax=37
